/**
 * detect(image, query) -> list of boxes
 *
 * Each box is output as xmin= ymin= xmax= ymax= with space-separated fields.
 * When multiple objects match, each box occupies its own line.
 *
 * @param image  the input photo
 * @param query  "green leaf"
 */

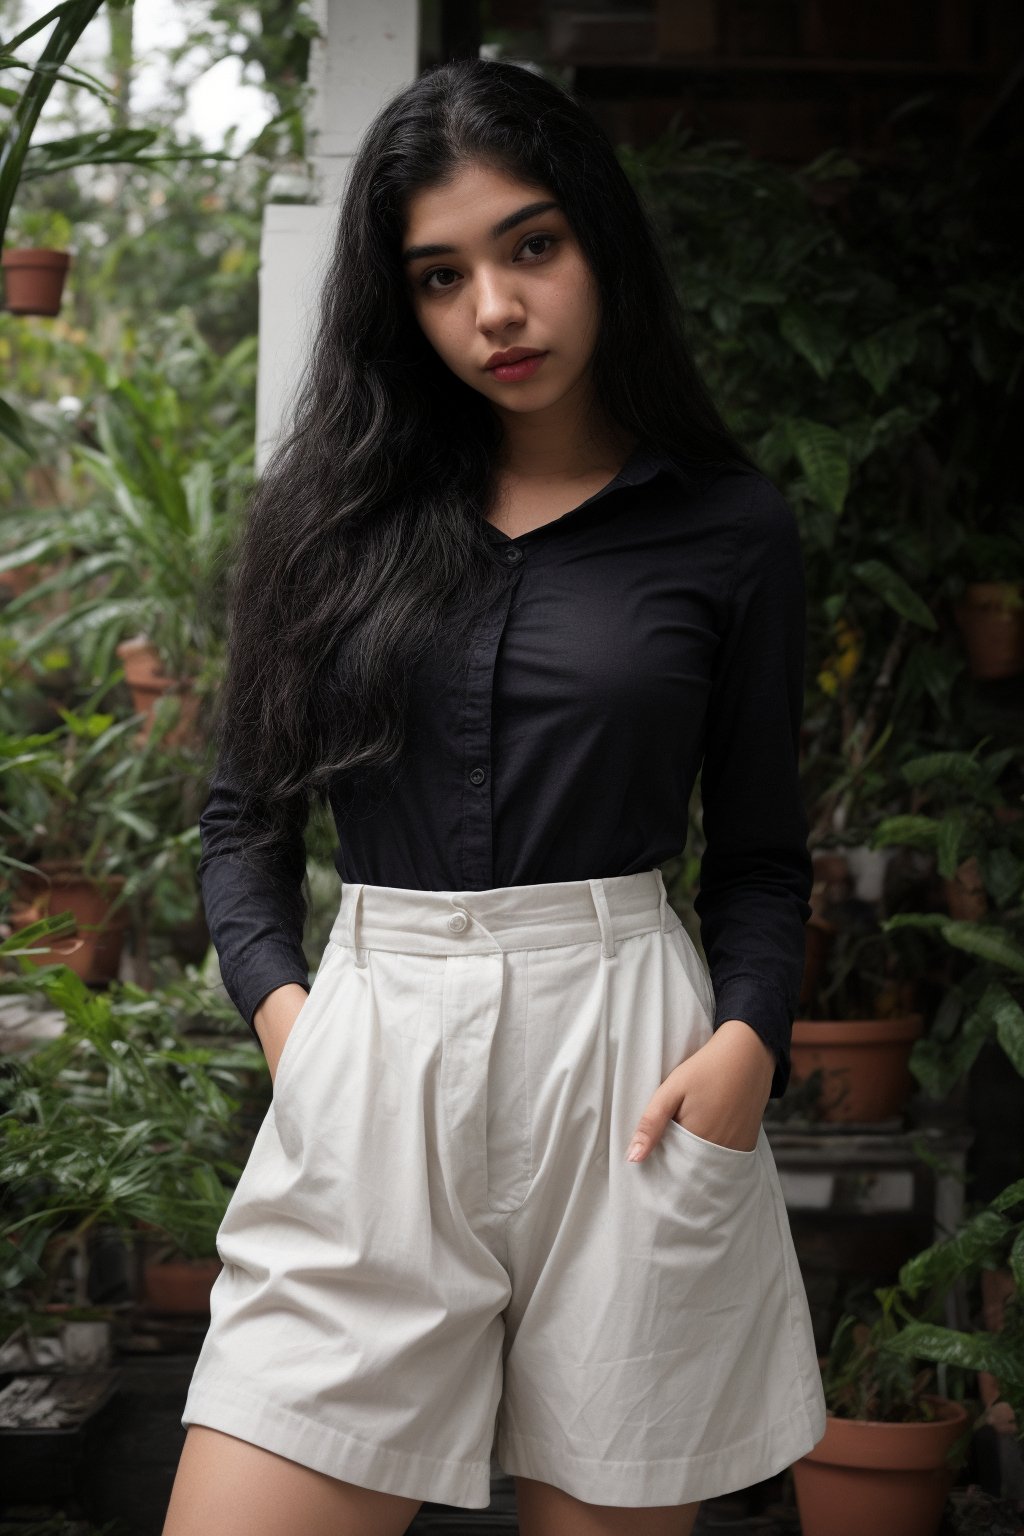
xmin=852 ymin=559 xmax=939 ymax=630
xmin=1011 ymin=1228 xmax=1024 ymax=1292
xmin=0 ymin=396 xmax=31 ymax=454
xmin=899 ymin=1209 xmax=1009 ymax=1298
xmin=908 ymin=1017 xmax=988 ymax=1099
xmin=985 ymin=847 xmax=1024 ymax=908
xmin=888 ymin=1322 xmax=1024 ymax=1383
xmin=107 ymin=808 xmax=159 ymax=842
xmin=881 ymin=912 xmax=951 ymax=933
xmin=779 ymin=303 xmax=846 ymax=381
xmin=898 ymin=751 xmax=989 ymax=792
xmin=990 ymin=1179 xmax=1024 ymax=1215
xmin=784 ymin=418 xmax=850 ymax=514
xmin=21 ymin=126 xmax=159 ymax=179
xmin=991 ymin=983 xmax=1024 ymax=1077
xmin=850 ymin=320 xmax=921 ymax=396
xmin=940 ymin=923 xmax=1024 ymax=974
xmin=937 ymin=811 xmax=970 ymax=880
xmin=871 ymin=815 xmax=939 ymax=851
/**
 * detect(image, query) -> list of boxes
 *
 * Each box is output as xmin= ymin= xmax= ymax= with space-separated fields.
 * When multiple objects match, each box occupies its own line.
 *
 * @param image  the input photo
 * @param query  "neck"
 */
xmin=492 ymin=391 xmax=635 ymax=481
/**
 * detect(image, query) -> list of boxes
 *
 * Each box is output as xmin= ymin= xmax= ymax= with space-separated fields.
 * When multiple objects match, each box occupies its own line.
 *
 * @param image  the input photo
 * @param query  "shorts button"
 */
xmin=447 ymin=912 xmax=468 ymax=933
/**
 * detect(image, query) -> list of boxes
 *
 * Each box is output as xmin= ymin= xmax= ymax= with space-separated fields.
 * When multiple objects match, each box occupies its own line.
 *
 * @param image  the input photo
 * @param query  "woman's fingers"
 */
xmin=625 ymin=1082 xmax=686 ymax=1163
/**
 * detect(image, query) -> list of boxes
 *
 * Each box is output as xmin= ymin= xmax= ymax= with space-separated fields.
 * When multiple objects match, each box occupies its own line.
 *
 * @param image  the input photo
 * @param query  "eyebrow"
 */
xmin=401 ymin=200 xmax=563 ymax=265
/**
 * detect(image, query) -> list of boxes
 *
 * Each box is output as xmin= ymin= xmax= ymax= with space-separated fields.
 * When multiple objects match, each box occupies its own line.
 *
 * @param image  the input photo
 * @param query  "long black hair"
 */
xmin=210 ymin=57 xmax=757 ymax=856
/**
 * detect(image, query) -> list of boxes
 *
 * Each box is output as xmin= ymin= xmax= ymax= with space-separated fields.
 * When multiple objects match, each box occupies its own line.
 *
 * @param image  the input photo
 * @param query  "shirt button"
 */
xmin=447 ymin=912 xmax=468 ymax=933
xmin=505 ymin=547 xmax=523 ymax=563
xmin=469 ymin=766 xmax=487 ymax=785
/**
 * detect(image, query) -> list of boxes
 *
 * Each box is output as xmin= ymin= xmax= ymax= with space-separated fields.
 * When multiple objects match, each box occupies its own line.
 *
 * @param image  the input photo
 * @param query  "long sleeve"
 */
xmin=196 ymin=752 xmax=312 ymax=1052
xmin=693 ymin=477 xmax=813 ymax=1100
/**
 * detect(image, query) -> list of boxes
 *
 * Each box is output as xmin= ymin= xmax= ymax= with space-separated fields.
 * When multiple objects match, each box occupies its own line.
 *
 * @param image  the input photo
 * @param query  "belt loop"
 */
xmin=352 ymin=882 xmax=368 ymax=968
xmin=588 ymin=877 xmax=616 ymax=960
xmin=656 ymin=867 xmax=671 ymax=934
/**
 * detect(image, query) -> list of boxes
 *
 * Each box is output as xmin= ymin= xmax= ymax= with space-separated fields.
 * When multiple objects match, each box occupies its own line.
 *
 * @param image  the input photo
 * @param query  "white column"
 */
xmin=256 ymin=0 xmax=420 ymax=472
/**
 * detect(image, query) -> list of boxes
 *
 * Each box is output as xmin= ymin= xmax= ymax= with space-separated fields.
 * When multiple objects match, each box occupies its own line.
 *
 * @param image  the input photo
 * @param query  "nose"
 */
xmin=474 ymin=265 xmax=526 ymax=333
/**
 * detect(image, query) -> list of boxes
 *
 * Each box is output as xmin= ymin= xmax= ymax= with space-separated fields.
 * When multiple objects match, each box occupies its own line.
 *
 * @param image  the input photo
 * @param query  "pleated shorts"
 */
xmin=180 ymin=867 xmax=827 ymax=1509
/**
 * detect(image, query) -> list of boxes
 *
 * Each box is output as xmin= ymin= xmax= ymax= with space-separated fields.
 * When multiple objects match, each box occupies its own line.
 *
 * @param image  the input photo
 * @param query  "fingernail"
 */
xmin=626 ymin=1138 xmax=645 ymax=1163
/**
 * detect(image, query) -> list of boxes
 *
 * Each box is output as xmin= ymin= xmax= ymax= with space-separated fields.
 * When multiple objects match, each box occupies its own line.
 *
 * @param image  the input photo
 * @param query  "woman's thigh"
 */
xmin=514 ymin=1475 xmax=701 ymax=1536
xmin=161 ymin=1426 xmax=423 ymax=1536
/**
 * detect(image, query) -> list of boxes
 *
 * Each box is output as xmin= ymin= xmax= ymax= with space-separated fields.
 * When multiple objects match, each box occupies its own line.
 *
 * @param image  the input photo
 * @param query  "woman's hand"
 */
xmin=253 ymin=982 xmax=311 ymax=1085
xmin=625 ymin=1019 xmax=776 ymax=1163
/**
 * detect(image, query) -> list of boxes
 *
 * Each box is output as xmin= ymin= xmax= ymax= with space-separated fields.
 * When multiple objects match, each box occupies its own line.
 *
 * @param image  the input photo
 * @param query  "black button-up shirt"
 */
xmin=197 ymin=442 xmax=813 ymax=1098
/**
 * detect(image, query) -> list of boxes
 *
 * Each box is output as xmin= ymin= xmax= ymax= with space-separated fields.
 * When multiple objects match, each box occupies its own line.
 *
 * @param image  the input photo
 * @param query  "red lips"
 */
xmin=484 ymin=347 xmax=546 ymax=370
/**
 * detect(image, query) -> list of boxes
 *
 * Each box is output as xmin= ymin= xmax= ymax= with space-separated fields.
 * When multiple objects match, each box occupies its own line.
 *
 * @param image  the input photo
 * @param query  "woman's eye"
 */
xmin=419 ymin=233 xmax=557 ymax=292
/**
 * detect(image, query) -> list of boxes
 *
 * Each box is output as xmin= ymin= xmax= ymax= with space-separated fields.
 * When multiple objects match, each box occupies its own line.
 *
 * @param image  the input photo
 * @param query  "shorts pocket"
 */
xmin=271 ymin=941 xmax=339 ymax=1101
xmin=663 ymin=1113 xmax=760 ymax=1163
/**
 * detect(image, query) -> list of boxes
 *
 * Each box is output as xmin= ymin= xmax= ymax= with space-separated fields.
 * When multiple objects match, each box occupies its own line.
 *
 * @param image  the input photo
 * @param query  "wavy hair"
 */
xmin=209 ymin=56 xmax=757 ymax=855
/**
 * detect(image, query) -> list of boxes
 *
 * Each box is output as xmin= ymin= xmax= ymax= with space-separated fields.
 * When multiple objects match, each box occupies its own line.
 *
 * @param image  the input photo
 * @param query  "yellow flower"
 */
xmin=817 ymin=615 xmax=862 ymax=695
xmin=833 ymin=616 xmax=862 ymax=680
xmin=219 ymin=242 xmax=246 ymax=275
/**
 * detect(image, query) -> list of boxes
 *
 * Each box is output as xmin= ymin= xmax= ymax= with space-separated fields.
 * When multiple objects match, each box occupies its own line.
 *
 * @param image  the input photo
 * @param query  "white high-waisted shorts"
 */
xmin=181 ymin=868 xmax=826 ymax=1509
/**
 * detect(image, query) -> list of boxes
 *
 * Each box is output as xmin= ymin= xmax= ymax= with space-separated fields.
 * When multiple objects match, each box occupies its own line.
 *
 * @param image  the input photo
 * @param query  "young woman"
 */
xmin=164 ymin=56 xmax=826 ymax=1536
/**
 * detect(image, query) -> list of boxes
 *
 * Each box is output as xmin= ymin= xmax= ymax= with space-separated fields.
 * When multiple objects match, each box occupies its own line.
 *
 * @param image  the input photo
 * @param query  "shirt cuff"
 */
xmin=710 ymin=972 xmax=793 ymax=1100
xmin=230 ymin=949 xmax=312 ymax=1052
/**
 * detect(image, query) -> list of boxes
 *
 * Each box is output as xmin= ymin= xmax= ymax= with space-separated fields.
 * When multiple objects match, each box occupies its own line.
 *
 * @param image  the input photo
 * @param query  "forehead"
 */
xmin=402 ymin=162 xmax=557 ymax=237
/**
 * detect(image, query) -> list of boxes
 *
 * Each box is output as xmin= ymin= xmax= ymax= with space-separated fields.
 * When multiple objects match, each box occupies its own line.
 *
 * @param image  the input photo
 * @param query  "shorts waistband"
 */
xmin=328 ymin=869 xmax=680 ymax=966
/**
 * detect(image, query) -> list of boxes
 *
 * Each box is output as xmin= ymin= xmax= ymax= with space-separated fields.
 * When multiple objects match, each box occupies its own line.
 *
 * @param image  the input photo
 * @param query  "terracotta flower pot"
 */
xmin=116 ymin=634 xmax=200 ymax=749
xmin=813 ymin=853 xmax=853 ymax=891
xmin=1 ymin=247 xmax=71 ymax=316
xmin=792 ymin=1393 xmax=970 ymax=1536
xmin=953 ymin=581 xmax=1024 ymax=680
xmin=789 ymin=1015 xmax=924 ymax=1122
xmin=142 ymin=1256 xmax=222 ymax=1314
xmin=8 ymin=861 xmax=127 ymax=984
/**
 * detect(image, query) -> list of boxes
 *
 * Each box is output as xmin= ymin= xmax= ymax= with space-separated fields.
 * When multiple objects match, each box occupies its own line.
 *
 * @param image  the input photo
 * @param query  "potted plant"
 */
xmin=794 ymin=543 xmax=934 ymax=1123
xmin=800 ymin=852 xmax=847 ymax=1011
xmin=0 ymin=964 xmax=250 ymax=1324
xmin=791 ymin=880 xmax=926 ymax=1123
xmin=137 ymin=1227 xmax=223 ymax=1316
xmin=887 ymin=1175 xmax=1024 ymax=1450
xmin=950 ymin=533 xmax=1024 ymax=682
xmin=115 ymin=634 xmax=202 ymax=748
xmin=1 ymin=209 xmax=73 ymax=317
xmin=0 ymin=0 xmax=233 ymax=450
xmin=793 ymin=1175 xmax=1024 ymax=1535
xmin=872 ymin=746 xmax=1022 ymax=918
xmin=795 ymin=1299 xmax=973 ymax=1536
xmin=877 ymin=802 xmax=1024 ymax=1108
xmin=0 ymin=352 xmax=243 ymax=745
xmin=1 ymin=689 xmax=186 ymax=983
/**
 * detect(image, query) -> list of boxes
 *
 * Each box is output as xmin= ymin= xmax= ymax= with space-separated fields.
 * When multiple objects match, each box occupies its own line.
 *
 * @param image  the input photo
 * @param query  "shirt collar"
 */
xmin=482 ymin=440 xmax=693 ymax=544
xmin=613 ymin=439 xmax=695 ymax=491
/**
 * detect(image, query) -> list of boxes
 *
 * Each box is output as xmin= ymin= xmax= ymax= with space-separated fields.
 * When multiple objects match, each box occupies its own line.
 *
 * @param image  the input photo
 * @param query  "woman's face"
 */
xmin=402 ymin=161 xmax=601 ymax=420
